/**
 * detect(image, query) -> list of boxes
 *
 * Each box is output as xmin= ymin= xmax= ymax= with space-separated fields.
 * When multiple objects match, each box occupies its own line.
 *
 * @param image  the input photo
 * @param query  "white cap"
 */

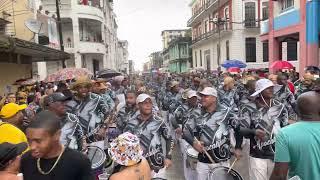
xmin=136 ymin=94 xmax=151 ymax=104
xmin=198 ymin=87 xmax=218 ymax=97
xmin=187 ymin=90 xmax=198 ymax=99
xmin=114 ymin=76 xmax=125 ymax=82
xmin=251 ymin=78 xmax=274 ymax=97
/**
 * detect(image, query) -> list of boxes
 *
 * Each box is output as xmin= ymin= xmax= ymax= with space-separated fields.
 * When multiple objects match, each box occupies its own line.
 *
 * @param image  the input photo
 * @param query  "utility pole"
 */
xmin=56 ymin=0 xmax=66 ymax=68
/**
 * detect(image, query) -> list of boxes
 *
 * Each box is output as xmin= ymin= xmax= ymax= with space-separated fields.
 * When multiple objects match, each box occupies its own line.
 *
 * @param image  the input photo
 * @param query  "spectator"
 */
xmin=0 ymin=103 xmax=28 ymax=146
xmin=6 ymin=93 xmax=16 ymax=104
xmin=21 ymin=111 xmax=94 ymax=180
xmin=108 ymin=132 xmax=151 ymax=180
xmin=270 ymin=91 xmax=320 ymax=180
xmin=0 ymin=142 xmax=28 ymax=180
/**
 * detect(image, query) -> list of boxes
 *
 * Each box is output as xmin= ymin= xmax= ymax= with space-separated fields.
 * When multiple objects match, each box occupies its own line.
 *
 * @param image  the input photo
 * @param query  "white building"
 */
xmin=34 ymin=0 xmax=126 ymax=79
xmin=188 ymin=0 xmax=268 ymax=71
xmin=116 ymin=40 xmax=129 ymax=74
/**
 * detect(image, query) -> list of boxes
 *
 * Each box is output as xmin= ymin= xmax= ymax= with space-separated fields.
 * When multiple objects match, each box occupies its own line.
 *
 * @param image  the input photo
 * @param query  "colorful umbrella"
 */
xmin=222 ymin=60 xmax=247 ymax=69
xmin=45 ymin=68 xmax=93 ymax=82
xmin=270 ymin=61 xmax=294 ymax=70
xmin=227 ymin=67 xmax=241 ymax=74
xmin=20 ymin=79 xmax=36 ymax=86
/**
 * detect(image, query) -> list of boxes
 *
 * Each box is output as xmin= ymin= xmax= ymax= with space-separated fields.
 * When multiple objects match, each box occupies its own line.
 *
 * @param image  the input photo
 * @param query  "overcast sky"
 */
xmin=114 ymin=0 xmax=191 ymax=70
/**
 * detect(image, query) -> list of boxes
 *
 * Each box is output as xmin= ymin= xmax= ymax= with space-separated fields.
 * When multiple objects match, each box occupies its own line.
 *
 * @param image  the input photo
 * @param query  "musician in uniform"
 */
xmin=180 ymin=90 xmax=202 ymax=180
xmin=92 ymin=78 xmax=115 ymax=111
xmin=124 ymin=94 xmax=174 ymax=179
xmin=238 ymin=79 xmax=290 ymax=180
xmin=183 ymin=87 xmax=243 ymax=180
xmin=43 ymin=93 xmax=83 ymax=151
xmin=116 ymin=90 xmax=139 ymax=133
xmin=217 ymin=76 xmax=240 ymax=108
xmin=66 ymin=76 xmax=109 ymax=143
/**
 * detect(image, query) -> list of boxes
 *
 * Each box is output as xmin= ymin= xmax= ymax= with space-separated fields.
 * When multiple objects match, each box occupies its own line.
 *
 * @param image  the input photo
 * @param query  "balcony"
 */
xmin=76 ymin=0 xmax=104 ymax=22
xmin=192 ymin=25 xmax=231 ymax=45
xmin=188 ymin=0 xmax=217 ymax=26
xmin=78 ymin=41 xmax=106 ymax=54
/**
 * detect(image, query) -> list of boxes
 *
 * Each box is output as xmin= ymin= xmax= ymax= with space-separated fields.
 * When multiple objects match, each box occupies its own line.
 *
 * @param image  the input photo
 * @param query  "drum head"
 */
xmin=186 ymin=147 xmax=199 ymax=158
xmin=87 ymin=146 xmax=106 ymax=169
xmin=208 ymin=166 xmax=243 ymax=180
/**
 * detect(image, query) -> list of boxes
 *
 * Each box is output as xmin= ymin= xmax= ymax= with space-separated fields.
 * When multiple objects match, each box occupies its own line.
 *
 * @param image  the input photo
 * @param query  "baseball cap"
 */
xmin=0 ymin=103 xmax=27 ymax=119
xmin=0 ymin=142 xmax=28 ymax=169
xmin=136 ymin=94 xmax=151 ymax=104
xmin=43 ymin=92 xmax=71 ymax=107
xmin=187 ymin=90 xmax=198 ymax=99
xmin=198 ymin=87 xmax=218 ymax=97
xmin=170 ymin=81 xmax=180 ymax=88
xmin=251 ymin=78 xmax=274 ymax=97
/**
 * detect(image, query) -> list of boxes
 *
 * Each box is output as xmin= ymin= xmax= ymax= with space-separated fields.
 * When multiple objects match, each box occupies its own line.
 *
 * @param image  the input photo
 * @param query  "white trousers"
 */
xmin=249 ymin=156 xmax=274 ymax=180
xmin=152 ymin=168 xmax=166 ymax=179
xmin=180 ymin=139 xmax=198 ymax=180
xmin=196 ymin=161 xmax=229 ymax=180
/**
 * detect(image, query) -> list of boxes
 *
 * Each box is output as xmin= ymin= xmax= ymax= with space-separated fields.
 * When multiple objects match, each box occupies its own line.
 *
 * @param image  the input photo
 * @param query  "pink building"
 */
xmin=260 ymin=0 xmax=320 ymax=74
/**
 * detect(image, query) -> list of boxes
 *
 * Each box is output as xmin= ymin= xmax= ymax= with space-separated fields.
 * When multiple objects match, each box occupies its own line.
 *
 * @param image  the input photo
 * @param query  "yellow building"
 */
xmin=0 ymin=0 xmax=69 ymax=94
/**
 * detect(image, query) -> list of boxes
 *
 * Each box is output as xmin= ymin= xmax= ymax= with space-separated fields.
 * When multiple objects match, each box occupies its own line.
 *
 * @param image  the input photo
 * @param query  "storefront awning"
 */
xmin=0 ymin=35 xmax=70 ymax=62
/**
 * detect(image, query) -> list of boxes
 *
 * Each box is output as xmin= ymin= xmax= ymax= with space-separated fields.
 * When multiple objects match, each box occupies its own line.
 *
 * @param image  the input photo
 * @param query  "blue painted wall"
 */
xmin=306 ymin=1 xmax=319 ymax=43
xmin=273 ymin=9 xmax=300 ymax=31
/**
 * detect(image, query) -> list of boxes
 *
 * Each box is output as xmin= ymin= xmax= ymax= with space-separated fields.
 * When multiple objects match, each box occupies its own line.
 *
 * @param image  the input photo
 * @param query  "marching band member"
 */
xmin=124 ymin=94 xmax=174 ymax=179
xmin=116 ymin=90 xmax=139 ymax=133
xmin=183 ymin=87 xmax=243 ymax=180
xmin=43 ymin=93 xmax=83 ymax=151
xmin=66 ymin=76 xmax=109 ymax=142
xmin=239 ymin=79 xmax=290 ymax=180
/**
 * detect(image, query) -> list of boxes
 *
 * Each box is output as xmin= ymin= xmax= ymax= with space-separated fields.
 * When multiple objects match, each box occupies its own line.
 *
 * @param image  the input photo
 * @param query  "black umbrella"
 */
xmin=97 ymin=68 xmax=121 ymax=78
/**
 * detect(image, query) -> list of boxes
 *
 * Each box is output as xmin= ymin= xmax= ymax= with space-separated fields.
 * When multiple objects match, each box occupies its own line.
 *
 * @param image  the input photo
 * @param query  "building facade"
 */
xmin=0 ymin=0 xmax=68 ymax=94
xmin=188 ymin=0 xmax=268 ymax=71
xmin=149 ymin=51 xmax=163 ymax=70
xmin=37 ymin=0 xmax=127 ymax=79
xmin=116 ymin=40 xmax=129 ymax=74
xmin=161 ymin=29 xmax=190 ymax=71
xmin=168 ymin=37 xmax=192 ymax=73
xmin=260 ymin=0 xmax=320 ymax=73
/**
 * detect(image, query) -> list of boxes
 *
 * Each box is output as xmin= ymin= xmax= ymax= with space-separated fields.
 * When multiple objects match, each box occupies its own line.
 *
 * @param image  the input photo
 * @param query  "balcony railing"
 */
xmin=192 ymin=25 xmax=231 ymax=44
xmin=188 ymin=0 xmax=217 ymax=25
xmin=244 ymin=19 xmax=259 ymax=28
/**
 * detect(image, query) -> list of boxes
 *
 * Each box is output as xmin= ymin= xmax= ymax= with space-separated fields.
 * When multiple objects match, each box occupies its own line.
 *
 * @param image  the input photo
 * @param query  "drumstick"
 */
xmin=227 ymin=158 xmax=238 ymax=173
xmin=194 ymin=137 xmax=215 ymax=164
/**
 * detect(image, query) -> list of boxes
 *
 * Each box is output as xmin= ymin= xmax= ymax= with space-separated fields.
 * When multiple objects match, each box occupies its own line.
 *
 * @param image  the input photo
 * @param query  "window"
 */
xmin=245 ymin=38 xmax=256 ymax=62
xmin=195 ymin=51 xmax=198 ymax=67
xmin=287 ymin=40 xmax=297 ymax=61
xmin=224 ymin=7 xmax=229 ymax=30
xmin=217 ymin=44 xmax=220 ymax=64
xmin=281 ymin=0 xmax=294 ymax=11
xmin=200 ymin=50 xmax=203 ymax=66
xmin=244 ymin=2 xmax=256 ymax=27
xmin=262 ymin=2 xmax=269 ymax=20
xmin=226 ymin=40 xmax=230 ymax=60
xmin=263 ymin=42 xmax=269 ymax=62
xmin=205 ymin=20 xmax=208 ymax=33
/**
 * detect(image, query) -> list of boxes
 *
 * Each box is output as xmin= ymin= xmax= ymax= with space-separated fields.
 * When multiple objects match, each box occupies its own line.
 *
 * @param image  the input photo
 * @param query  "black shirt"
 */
xmin=21 ymin=148 xmax=94 ymax=180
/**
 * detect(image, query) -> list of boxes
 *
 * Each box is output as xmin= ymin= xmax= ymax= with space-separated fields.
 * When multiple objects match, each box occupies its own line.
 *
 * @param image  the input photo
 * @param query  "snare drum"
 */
xmin=207 ymin=166 xmax=243 ymax=180
xmin=186 ymin=147 xmax=199 ymax=170
xmin=86 ymin=146 xmax=106 ymax=170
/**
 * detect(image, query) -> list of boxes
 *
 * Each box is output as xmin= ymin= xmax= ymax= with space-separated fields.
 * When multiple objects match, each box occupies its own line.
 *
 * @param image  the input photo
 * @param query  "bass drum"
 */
xmin=86 ymin=146 xmax=106 ymax=170
xmin=207 ymin=166 xmax=243 ymax=180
